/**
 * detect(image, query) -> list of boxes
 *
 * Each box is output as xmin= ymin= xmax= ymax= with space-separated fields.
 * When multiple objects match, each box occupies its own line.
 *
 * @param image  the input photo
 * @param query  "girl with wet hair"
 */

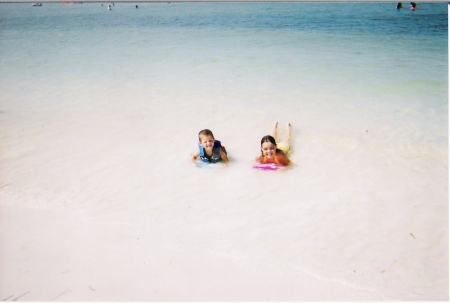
xmin=255 ymin=122 xmax=291 ymax=166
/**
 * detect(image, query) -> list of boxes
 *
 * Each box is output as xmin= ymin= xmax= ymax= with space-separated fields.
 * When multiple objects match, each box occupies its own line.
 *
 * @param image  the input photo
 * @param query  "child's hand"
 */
xmin=191 ymin=151 xmax=199 ymax=161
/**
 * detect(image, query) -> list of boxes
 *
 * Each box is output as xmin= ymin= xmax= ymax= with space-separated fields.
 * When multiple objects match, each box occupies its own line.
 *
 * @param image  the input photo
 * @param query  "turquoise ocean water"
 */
xmin=0 ymin=2 xmax=447 ymax=163
xmin=0 ymin=2 xmax=447 ymax=97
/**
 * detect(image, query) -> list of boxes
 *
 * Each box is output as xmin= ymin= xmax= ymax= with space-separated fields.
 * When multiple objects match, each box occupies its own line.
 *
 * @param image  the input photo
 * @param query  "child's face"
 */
xmin=261 ymin=141 xmax=276 ymax=158
xmin=199 ymin=135 xmax=215 ymax=150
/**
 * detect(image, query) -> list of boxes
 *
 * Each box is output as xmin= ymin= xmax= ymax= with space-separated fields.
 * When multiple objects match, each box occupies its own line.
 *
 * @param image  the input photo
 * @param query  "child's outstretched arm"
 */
xmin=276 ymin=153 xmax=291 ymax=166
xmin=219 ymin=147 xmax=229 ymax=163
xmin=191 ymin=151 xmax=200 ymax=161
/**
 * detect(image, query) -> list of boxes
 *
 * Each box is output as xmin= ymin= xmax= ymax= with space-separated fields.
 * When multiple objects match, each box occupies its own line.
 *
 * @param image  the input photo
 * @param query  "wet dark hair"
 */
xmin=260 ymin=135 xmax=283 ymax=156
xmin=198 ymin=129 xmax=215 ymax=141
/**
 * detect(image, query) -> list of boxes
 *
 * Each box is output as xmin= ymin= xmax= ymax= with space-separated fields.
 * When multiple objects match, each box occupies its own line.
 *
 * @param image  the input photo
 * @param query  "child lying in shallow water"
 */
xmin=192 ymin=129 xmax=229 ymax=163
xmin=255 ymin=122 xmax=291 ymax=166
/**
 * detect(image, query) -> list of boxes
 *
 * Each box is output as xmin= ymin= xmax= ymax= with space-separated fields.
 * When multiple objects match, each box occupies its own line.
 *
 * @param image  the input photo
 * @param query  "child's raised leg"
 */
xmin=270 ymin=122 xmax=278 ymax=140
xmin=279 ymin=122 xmax=292 ymax=147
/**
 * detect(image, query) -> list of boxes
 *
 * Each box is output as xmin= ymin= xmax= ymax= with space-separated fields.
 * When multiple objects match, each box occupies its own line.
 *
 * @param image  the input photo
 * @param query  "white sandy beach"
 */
xmin=0 ymin=76 xmax=448 ymax=300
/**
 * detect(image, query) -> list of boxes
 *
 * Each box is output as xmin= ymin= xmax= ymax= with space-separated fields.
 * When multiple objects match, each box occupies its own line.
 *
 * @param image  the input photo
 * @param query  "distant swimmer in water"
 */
xmin=255 ymin=122 xmax=292 ymax=167
xmin=108 ymin=4 xmax=111 ymax=10
xmin=397 ymin=2 xmax=403 ymax=9
xmin=136 ymin=5 xmax=138 ymax=8
xmin=410 ymin=2 xmax=417 ymax=10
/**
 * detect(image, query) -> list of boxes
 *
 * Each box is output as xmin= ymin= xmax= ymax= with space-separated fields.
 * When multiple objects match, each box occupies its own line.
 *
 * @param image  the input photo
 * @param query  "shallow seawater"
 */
xmin=0 ymin=2 xmax=448 ymax=300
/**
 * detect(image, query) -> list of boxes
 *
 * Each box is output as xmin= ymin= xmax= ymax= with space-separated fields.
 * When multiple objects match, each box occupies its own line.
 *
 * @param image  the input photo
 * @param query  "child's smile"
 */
xmin=200 ymin=135 xmax=215 ymax=151
xmin=261 ymin=142 xmax=276 ymax=158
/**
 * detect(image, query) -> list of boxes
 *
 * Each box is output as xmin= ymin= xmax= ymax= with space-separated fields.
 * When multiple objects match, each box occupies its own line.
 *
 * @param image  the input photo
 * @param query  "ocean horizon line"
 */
xmin=1 ymin=0 xmax=447 ymax=3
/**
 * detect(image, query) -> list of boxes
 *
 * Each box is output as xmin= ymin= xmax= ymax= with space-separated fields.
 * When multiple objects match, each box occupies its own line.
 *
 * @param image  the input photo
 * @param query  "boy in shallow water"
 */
xmin=192 ymin=129 xmax=229 ymax=163
xmin=255 ymin=122 xmax=291 ymax=166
